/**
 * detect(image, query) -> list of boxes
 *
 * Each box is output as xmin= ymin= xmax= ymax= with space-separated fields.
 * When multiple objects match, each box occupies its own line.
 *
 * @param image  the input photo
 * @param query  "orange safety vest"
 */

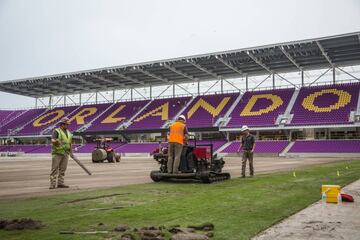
xmin=168 ymin=121 xmax=186 ymax=145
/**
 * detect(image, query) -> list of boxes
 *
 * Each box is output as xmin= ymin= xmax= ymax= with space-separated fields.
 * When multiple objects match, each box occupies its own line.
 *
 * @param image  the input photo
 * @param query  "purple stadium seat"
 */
xmin=288 ymin=140 xmax=360 ymax=153
xmin=17 ymin=105 xmax=79 ymax=135
xmin=128 ymin=96 xmax=191 ymax=130
xmin=289 ymin=83 xmax=360 ymax=125
xmin=226 ymin=88 xmax=294 ymax=128
xmin=187 ymin=140 xmax=226 ymax=151
xmin=221 ymin=140 xmax=289 ymax=153
xmin=183 ymin=92 xmax=240 ymax=128
xmin=116 ymin=143 xmax=160 ymax=153
xmin=0 ymin=144 xmax=45 ymax=153
xmin=74 ymin=142 xmax=125 ymax=153
xmin=0 ymin=110 xmax=25 ymax=126
xmin=114 ymin=140 xmax=225 ymax=154
xmin=66 ymin=103 xmax=113 ymax=132
xmin=0 ymin=108 xmax=48 ymax=136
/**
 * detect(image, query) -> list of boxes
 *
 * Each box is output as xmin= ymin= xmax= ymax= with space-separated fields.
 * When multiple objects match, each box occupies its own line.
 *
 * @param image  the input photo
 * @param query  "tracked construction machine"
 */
xmin=150 ymin=138 xmax=231 ymax=183
xmin=91 ymin=138 xmax=121 ymax=163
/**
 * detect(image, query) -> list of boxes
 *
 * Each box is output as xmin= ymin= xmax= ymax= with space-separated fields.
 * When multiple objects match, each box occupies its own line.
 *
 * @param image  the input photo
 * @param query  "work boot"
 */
xmin=57 ymin=184 xmax=69 ymax=188
xmin=49 ymin=185 xmax=56 ymax=189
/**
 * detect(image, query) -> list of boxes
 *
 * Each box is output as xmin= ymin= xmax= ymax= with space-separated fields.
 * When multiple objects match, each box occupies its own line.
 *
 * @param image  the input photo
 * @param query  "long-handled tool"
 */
xmin=70 ymin=153 xmax=92 ymax=175
xmin=60 ymin=231 xmax=108 ymax=235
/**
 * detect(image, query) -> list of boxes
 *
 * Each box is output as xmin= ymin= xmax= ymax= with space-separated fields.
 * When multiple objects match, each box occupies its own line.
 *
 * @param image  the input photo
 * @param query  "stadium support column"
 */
xmin=79 ymin=93 xmax=82 ymax=105
xmin=112 ymin=90 xmax=115 ymax=102
xmin=220 ymin=78 xmax=223 ymax=93
xmin=64 ymin=95 xmax=66 ymax=106
xmin=150 ymin=86 xmax=152 ymax=99
xmin=301 ymin=70 xmax=304 ymax=87
xmin=49 ymin=95 xmax=52 ymax=108
xmin=95 ymin=92 xmax=98 ymax=104
xmin=245 ymin=75 xmax=248 ymax=91
xmin=197 ymin=80 xmax=200 ymax=95
xmin=272 ymin=74 xmax=275 ymax=89
xmin=35 ymin=98 xmax=38 ymax=108
xmin=130 ymin=88 xmax=133 ymax=101
xmin=173 ymin=83 xmax=175 ymax=97
xmin=333 ymin=67 xmax=336 ymax=84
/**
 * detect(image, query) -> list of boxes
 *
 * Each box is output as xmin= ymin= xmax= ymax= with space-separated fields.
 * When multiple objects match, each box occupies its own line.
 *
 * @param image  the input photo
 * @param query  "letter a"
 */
xmin=187 ymin=97 xmax=230 ymax=119
xmin=134 ymin=102 xmax=169 ymax=122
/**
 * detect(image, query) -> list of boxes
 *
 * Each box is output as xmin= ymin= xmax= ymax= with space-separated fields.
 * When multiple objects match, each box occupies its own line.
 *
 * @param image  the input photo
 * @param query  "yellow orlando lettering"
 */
xmin=302 ymin=88 xmax=351 ymax=112
xmin=33 ymin=110 xmax=65 ymax=127
xmin=101 ymin=105 xmax=126 ymax=124
xmin=240 ymin=94 xmax=283 ymax=116
xmin=134 ymin=102 xmax=169 ymax=122
xmin=187 ymin=97 xmax=230 ymax=119
xmin=69 ymin=107 xmax=97 ymax=125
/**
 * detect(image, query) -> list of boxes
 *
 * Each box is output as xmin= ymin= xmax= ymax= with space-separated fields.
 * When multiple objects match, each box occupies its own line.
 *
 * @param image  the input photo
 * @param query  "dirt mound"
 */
xmin=0 ymin=218 xmax=44 ymax=230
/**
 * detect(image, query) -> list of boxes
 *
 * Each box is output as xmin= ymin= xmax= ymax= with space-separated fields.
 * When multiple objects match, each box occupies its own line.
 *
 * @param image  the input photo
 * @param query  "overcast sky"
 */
xmin=0 ymin=0 xmax=359 ymax=108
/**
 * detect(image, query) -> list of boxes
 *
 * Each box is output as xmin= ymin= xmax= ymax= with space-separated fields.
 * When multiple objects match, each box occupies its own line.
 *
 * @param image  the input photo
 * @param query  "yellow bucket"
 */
xmin=321 ymin=185 xmax=341 ymax=203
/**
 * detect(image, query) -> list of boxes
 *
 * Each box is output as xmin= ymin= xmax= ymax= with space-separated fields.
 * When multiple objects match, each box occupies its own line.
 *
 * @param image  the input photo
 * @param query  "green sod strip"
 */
xmin=0 ymin=160 xmax=359 ymax=240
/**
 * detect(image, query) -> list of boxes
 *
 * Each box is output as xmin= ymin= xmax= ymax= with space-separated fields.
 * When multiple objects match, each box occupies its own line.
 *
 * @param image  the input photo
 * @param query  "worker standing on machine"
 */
xmin=167 ymin=115 xmax=188 ymax=174
xmin=50 ymin=117 xmax=73 ymax=189
xmin=237 ymin=125 xmax=256 ymax=178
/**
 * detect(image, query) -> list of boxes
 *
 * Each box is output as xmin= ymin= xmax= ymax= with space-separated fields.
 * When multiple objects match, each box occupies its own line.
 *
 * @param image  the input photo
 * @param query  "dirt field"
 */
xmin=0 ymin=154 xmax=355 ymax=199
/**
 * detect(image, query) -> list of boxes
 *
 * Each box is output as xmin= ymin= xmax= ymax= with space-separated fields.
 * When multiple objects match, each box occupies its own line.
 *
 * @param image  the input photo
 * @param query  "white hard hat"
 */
xmin=178 ymin=115 xmax=186 ymax=121
xmin=241 ymin=125 xmax=249 ymax=131
xmin=59 ymin=117 xmax=70 ymax=125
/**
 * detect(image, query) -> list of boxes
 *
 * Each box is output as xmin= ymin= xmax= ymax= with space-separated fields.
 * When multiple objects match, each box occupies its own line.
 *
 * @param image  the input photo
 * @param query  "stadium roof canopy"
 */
xmin=1 ymin=32 xmax=360 ymax=98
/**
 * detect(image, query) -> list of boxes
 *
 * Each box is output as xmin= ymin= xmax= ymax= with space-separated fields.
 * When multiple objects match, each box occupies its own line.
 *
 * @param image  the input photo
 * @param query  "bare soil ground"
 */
xmin=0 ymin=154 xmax=355 ymax=199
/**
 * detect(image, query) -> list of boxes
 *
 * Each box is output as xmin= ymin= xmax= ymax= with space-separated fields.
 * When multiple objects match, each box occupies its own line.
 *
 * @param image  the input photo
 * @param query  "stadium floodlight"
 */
xmin=215 ymin=55 xmax=219 ymax=59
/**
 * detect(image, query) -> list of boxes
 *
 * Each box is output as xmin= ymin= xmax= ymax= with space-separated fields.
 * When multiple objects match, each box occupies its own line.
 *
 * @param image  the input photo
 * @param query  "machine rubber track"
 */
xmin=201 ymin=172 xmax=231 ymax=183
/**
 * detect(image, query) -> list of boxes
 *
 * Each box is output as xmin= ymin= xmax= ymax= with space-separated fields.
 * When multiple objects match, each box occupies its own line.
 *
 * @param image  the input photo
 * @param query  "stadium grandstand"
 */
xmin=1 ymin=32 xmax=360 ymax=156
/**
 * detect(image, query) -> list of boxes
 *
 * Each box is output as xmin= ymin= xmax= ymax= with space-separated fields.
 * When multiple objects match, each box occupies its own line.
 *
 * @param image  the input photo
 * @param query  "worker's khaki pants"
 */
xmin=167 ymin=142 xmax=183 ymax=173
xmin=50 ymin=154 xmax=69 ymax=187
xmin=241 ymin=151 xmax=254 ymax=177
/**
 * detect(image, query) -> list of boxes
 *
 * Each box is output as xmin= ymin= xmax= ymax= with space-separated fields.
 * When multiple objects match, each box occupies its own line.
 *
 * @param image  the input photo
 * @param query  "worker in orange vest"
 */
xmin=167 ymin=115 xmax=188 ymax=173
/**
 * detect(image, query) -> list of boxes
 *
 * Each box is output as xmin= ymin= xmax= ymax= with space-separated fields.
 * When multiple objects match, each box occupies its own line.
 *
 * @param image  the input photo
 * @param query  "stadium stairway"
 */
xmin=350 ymin=88 xmax=360 ymax=123
xmin=217 ymin=92 xmax=243 ymax=127
xmin=279 ymin=141 xmax=295 ymax=157
xmin=11 ymin=108 xmax=50 ymax=136
xmin=117 ymin=100 xmax=154 ymax=130
xmin=40 ymin=105 xmax=84 ymax=135
xmin=76 ymin=102 xmax=118 ymax=132
xmin=0 ymin=110 xmax=29 ymax=129
xmin=215 ymin=141 xmax=232 ymax=155
xmin=162 ymin=95 xmax=196 ymax=129
xmin=0 ymin=110 xmax=25 ymax=127
xmin=276 ymin=88 xmax=300 ymax=125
